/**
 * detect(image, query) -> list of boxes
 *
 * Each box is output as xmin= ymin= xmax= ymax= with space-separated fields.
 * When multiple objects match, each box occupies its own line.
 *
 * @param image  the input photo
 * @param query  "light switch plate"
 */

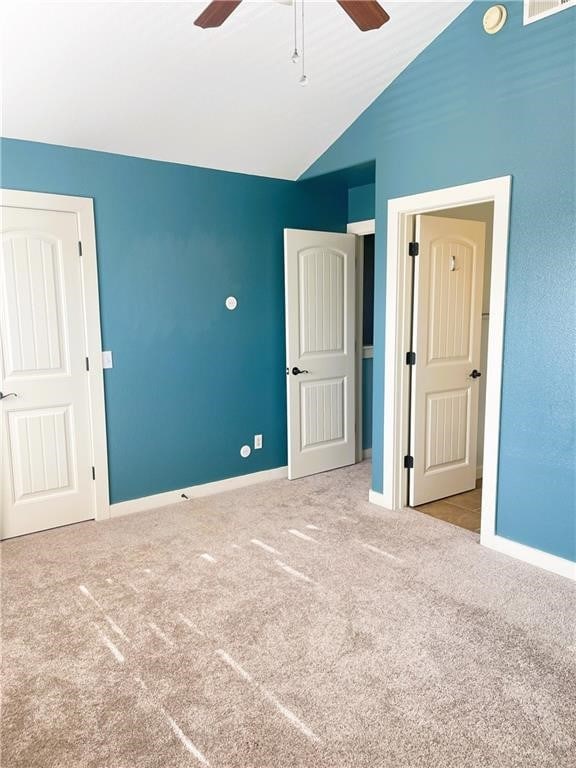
xmin=254 ymin=434 xmax=263 ymax=449
xmin=102 ymin=350 xmax=113 ymax=369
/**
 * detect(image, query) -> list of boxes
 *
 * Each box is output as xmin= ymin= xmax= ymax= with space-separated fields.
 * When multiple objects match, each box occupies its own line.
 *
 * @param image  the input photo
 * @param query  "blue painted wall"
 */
xmin=348 ymin=183 xmax=375 ymax=222
xmin=304 ymin=2 xmax=576 ymax=561
xmin=0 ymin=139 xmax=347 ymax=503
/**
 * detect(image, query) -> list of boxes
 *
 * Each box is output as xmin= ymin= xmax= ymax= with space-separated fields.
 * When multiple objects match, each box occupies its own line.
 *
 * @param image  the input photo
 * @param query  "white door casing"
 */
xmin=284 ymin=229 xmax=356 ymax=480
xmin=409 ymin=215 xmax=485 ymax=506
xmin=376 ymin=180 xmax=573 ymax=580
xmin=1 ymin=192 xmax=108 ymax=538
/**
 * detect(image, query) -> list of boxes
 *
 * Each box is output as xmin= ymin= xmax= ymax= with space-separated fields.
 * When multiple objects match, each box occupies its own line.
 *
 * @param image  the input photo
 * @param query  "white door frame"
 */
xmin=347 ymin=218 xmax=376 ymax=462
xmin=1 ymin=188 xmax=110 ymax=521
xmin=378 ymin=177 xmax=511 ymax=548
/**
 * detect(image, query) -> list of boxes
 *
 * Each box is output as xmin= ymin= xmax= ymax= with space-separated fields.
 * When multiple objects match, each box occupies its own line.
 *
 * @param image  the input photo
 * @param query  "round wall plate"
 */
xmin=240 ymin=445 xmax=251 ymax=458
xmin=483 ymin=4 xmax=507 ymax=34
xmin=225 ymin=296 xmax=238 ymax=311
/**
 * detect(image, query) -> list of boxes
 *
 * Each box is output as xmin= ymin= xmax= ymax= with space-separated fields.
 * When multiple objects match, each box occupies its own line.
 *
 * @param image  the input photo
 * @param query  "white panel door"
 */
xmin=0 ymin=206 xmax=94 ymax=538
xmin=284 ymin=229 xmax=356 ymax=480
xmin=410 ymin=215 xmax=485 ymax=506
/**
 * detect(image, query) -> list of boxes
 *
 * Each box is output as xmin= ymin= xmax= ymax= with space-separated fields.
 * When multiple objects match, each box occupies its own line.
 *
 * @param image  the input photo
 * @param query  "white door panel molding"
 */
xmin=284 ymin=229 xmax=356 ymax=479
xmin=410 ymin=215 xmax=485 ymax=505
xmin=0 ymin=190 xmax=109 ymax=537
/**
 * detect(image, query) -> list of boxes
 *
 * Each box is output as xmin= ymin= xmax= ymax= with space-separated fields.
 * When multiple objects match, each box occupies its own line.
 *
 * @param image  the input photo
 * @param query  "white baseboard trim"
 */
xmin=481 ymin=533 xmax=576 ymax=581
xmin=362 ymin=448 xmax=372 ymax=459
xmin=111 ymin=466 xmax=288 ymax=519
xmin=368 ymin=489 xmax=389 ymax=508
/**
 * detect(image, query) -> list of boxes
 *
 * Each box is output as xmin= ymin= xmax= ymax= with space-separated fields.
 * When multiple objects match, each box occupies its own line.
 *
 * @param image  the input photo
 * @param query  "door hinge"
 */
xmin=92 ymin=466 xmax=96 ymax=480
xmin=408 ymin=242 xmax=419 ymax=257
xmin=78 ymin=241 xmax=83 ymax=256
xmin=403 ymin=455 xmax=414 ymax=469
xmin=85 ymin=357 xmax=90 ymax=371
xmin=406 ymin=351 xmax=416 ymax=366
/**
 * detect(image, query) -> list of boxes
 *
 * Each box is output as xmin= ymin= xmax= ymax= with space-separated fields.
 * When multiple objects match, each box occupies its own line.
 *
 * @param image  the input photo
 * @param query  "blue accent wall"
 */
xmin=348 ymin=184 xmax=375 ymax=222
xmin=0 ymin=139 xmax=347 ymax=503
xmin=303 ymin=2 xmax=576 ymax=561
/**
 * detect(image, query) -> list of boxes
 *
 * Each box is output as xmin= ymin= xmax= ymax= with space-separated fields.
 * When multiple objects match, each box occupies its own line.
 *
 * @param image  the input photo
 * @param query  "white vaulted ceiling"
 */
xmin=1 ymin=1 xmax=471 ymax=180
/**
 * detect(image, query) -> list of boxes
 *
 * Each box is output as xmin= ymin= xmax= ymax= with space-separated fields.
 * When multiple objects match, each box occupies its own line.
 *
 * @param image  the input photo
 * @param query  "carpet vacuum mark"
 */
xmin=2 ymin=463 xmax=575 ymax=767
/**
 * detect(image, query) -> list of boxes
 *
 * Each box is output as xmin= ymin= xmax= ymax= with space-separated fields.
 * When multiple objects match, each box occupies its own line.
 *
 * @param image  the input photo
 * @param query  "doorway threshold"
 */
xmin=413 ymin=483 xmax=482 ymax=532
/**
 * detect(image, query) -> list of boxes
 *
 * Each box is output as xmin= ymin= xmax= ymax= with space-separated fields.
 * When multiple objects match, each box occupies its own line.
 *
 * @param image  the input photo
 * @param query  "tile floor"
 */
xmin=413 ymin=482 xmax=482 ymax=532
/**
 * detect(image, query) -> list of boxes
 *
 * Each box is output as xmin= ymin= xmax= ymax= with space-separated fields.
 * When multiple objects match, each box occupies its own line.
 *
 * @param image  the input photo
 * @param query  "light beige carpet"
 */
xmin=1 ymin=462 xmax=575 ymax=767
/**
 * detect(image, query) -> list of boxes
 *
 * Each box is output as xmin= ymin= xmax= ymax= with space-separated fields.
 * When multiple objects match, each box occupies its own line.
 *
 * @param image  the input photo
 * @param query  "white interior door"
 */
xmin=1 ymin=205 xmax=95 ymax=538
xmin=284 ymin=229 xmax=356 ymax=480
xmin=410 ymin=214 xmax=485 ymax=506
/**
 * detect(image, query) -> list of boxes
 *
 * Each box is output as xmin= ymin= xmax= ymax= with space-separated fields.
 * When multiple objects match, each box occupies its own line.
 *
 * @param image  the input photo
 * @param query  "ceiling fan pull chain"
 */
xmin=291 ymin=0 xmax=299 ymax=62
xmin=299 ymin=0 xmax=308 ymax=86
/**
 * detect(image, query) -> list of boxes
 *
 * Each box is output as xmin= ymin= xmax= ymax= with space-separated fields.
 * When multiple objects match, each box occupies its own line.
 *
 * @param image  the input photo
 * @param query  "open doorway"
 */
xmin=375 ymin=176 xmax=511 ymax=551
xmin=347 ymin=218 xmax=375 ymax=464
xmin=409 ymin=202 xmax=493 ymax=533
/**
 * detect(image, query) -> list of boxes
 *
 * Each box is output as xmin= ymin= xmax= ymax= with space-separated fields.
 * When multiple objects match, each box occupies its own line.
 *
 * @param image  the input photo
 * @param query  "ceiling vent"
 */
xmin=524 ymin=0 xmax=575 ymax=24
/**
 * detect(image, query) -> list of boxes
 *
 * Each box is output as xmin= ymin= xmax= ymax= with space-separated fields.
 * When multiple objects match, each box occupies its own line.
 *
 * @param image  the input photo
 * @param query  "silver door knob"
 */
xmin=0 ymin=392 xmax=18 ymax=400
